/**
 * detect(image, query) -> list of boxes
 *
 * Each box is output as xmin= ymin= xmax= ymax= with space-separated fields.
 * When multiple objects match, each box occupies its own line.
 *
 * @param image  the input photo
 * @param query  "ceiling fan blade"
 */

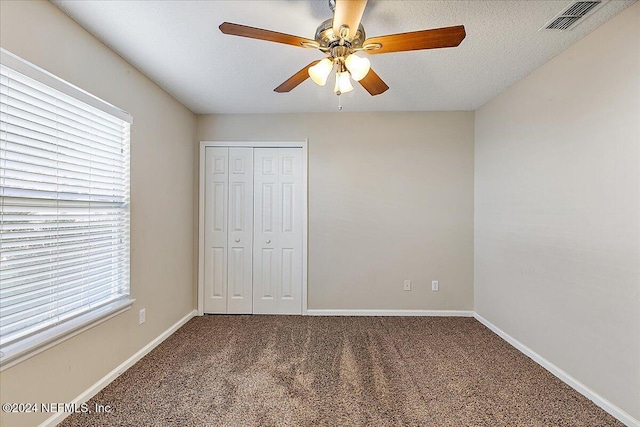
xmin=274 ymin=60 xmax=321 ymax=93
xmin=332 ymin=0 xmax=368 ymax=39
xmin=358 ymin=68 xmax=389 ymax=96
xmin=219 ymin=22 xmax=317 ymax=48
xmin=364 ymin=25 xmax=466 ymax=55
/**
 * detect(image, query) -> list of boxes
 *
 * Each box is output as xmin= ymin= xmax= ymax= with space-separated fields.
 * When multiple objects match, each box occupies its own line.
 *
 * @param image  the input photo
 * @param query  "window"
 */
xmin=0 ymin=49 xmax=133 ymax=368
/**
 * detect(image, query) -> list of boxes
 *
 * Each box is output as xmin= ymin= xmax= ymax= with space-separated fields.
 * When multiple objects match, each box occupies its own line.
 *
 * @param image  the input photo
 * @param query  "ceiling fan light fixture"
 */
xmin=308 ymin=58 xmax=334 ymax=86
xmin=344 ymin=53 xmax=370 ymax=81
xmin=334 ymin=70 xmax=353 ymax=95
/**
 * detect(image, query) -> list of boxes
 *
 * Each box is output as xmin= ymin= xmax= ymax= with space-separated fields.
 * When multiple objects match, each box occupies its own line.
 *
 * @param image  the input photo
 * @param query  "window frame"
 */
xmin=0 ymin=49 xmax=134 ymax=370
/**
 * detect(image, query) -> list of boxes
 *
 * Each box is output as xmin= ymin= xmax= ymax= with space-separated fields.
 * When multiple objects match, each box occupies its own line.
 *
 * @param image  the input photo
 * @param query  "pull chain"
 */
xmin=337 ymin=93 xmax=343 ymax=111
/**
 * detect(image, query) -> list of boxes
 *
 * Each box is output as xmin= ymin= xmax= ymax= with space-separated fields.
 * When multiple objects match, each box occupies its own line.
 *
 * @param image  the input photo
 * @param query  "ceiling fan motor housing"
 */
xmin=314 ymin=18 xmax=366 ymax=53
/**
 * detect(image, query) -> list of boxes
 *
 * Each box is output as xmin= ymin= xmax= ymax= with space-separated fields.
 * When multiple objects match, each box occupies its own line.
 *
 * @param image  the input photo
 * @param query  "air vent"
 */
xmin=543 ymin=1 xmax=603 ymax=31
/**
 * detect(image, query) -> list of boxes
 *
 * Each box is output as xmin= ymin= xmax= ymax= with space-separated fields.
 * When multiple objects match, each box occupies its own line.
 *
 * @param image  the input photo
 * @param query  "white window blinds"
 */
xmin=0 ymin=52 xmax=131 ymax=355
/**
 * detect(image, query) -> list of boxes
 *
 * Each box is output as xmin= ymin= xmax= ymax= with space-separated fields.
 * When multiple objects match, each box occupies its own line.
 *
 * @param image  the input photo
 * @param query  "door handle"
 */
xmin=266 ymin=239 xmax=271 ymax=244
xmin=235 ymin=238 xmax=240 ymax=243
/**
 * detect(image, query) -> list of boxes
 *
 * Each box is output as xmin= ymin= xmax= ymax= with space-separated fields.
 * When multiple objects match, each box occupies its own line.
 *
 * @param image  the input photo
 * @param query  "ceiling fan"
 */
xmin=219 ymin=0 xmax=466 ymax=97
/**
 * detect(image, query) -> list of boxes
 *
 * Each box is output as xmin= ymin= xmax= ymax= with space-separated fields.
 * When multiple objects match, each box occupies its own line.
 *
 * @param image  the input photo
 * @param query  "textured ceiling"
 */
xmin=52 ymin=0 xmax=635 ymax=114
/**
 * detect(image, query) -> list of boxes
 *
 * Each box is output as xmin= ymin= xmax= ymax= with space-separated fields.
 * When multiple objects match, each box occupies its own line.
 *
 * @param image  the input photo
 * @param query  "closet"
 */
xmin=201 ymin=145 xmax=305 ymax=315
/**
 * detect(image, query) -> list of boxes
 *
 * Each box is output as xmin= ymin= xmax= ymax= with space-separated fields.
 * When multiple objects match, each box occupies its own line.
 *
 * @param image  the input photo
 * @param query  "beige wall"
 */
xmin=0 ymin=2 xmax=197 ymax=426
xmin=197 ymin=112 xmax=475 ymax=311
xmin=474 ymin=2 xmax=640 ymax=422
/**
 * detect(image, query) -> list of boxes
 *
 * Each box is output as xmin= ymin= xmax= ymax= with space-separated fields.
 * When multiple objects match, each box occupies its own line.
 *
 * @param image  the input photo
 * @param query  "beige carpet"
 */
xmin=59 ymin=316 xmax=622 ymax=426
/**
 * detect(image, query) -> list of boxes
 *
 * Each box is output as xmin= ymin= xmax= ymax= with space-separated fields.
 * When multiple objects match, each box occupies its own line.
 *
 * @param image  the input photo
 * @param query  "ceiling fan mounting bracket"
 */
xmin=358 ymin=42 xmax=382 ymax=52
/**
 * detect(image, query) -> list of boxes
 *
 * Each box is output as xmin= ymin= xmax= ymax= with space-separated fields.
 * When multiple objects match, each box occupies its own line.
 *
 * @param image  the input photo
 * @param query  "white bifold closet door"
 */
xmin=203 ymin=146 xmax=303 ymax=315
xmin=253 ymin=148 xmax=303 ymax=314
xmin=204 ymin=147 xmax=254 ymax=314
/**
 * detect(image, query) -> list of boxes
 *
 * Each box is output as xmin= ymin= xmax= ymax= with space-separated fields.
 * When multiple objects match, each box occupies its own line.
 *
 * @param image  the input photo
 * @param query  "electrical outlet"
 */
xmin=139 ymin=308 xmax=146 ymax=324
xmin=404 ymin=280 xmax=411 ymax=291
xmin=432 ymin=281 xmax=439 ymax=291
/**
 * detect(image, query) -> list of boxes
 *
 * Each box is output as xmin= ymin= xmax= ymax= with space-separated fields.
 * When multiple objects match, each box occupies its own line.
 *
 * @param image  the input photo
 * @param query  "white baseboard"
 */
xmin=474 ymin=313 xmax=639 ymax=427
xmin=306 ymin=309 xmax=474 ymax=317
xmin=39 ymin=309 xmax=197 ymax=427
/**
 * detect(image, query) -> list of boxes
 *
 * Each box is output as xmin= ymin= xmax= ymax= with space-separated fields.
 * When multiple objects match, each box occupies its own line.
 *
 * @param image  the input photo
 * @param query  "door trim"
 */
xmin=198 ymin=140 xmax=309 ymax=316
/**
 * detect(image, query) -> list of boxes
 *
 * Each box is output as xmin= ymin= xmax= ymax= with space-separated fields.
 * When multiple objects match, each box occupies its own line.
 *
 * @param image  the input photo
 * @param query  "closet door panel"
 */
xmin=204 ymin=147 xmax=228 ymax=313
xmin=227 ymin=148 xmax=254 ymax=313
xmin=277 ymin=148 xmax=303 ymax=314
xmin=253 ymin=148 xmax=280 ymax=314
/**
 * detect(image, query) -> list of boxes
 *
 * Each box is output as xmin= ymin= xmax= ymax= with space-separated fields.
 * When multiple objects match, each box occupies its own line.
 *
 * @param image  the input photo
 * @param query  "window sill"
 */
xmin=0 ymin=298 xmax=135 ymax=371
